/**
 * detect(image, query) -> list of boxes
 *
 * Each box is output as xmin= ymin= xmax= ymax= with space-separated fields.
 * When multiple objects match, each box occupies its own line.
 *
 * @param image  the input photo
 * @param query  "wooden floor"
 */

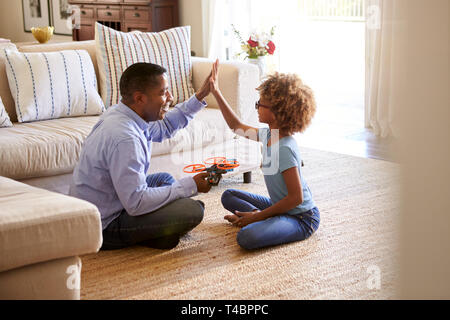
xmin=294 ymin=105 xmax=397 ymax=163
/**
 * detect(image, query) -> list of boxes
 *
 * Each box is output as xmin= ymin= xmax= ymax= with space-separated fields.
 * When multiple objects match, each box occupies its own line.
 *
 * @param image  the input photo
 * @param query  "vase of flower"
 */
xmin=248 ymin=56 xmax=267 ymax=79
xmin=232 ymin=25 xmax=276 ymax=79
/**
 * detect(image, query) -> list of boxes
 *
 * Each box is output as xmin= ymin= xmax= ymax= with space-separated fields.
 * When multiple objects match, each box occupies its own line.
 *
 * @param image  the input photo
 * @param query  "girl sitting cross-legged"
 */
xmin=209 ymin=60 xmax=320 ymax=250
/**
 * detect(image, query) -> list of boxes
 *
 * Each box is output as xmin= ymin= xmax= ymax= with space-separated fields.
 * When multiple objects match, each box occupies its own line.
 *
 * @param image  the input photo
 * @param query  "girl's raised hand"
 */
xmin=210 ymin=59 xmax=220 ymax=95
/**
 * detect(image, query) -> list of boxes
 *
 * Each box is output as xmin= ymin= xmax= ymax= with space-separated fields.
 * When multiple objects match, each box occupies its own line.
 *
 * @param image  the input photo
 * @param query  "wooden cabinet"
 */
xmin=123 ymin=6 xmax=150 ymax=21
xmin=69 ymin=0 xmax=179 ymax=41
xmin=97 ymin=6 xmax=121 ymax=21
xmin=152 ymin=0 xmax=179 ymax=31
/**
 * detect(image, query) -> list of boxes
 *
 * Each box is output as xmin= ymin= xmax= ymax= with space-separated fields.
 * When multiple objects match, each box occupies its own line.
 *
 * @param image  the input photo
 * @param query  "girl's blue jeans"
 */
xmin=221 ymin=189 xmax=320 ymax=250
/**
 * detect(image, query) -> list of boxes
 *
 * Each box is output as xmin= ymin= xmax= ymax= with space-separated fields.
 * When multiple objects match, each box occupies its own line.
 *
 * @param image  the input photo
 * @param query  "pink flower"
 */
xmin=247 ymin=37 xmax=259 ymax=48
xmin=266 ymin=41 xmax=276 ymax=55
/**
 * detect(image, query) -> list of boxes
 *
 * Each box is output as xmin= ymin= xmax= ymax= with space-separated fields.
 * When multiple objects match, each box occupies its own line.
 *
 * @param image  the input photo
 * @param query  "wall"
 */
xmin=397 ymin=0 xmax=450 ymax=299
xmin=179 ymin=0 xmax=204 ymax=56
xmin=0 ymin=0 xmax=72 ymax=43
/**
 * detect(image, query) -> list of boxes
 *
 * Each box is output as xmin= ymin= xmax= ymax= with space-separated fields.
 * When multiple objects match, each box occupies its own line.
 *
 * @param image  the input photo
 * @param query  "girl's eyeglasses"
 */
xmin=255 ymin=101 xmax=271 ymax=110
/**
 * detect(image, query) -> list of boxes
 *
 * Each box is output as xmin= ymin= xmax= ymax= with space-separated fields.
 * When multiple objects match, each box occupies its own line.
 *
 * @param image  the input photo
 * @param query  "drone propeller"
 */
xmin=217 ymin=159 xmax=240 ymax=170
xmin=204 ymin=157 xmax=227 ymax=165
xmin=183 ymin=164 xmax=206 ymax=173
xmin=183 ymin=158 xmax=240 ymax=186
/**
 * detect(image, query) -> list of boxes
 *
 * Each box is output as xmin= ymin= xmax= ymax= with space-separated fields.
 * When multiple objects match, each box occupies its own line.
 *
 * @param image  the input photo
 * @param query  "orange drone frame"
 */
xmin=183 ymin=157 xmax=240 ymax=185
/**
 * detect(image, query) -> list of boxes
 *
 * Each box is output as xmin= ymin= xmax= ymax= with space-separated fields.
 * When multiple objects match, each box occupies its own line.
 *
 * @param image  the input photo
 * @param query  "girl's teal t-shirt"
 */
xmin=259 ymin=127 xmax=316 ymax=215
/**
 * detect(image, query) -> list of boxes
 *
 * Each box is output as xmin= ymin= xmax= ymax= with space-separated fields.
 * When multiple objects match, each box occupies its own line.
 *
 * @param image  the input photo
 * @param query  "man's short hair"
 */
xmin=119 ymin=63 xmax=167 ymax=104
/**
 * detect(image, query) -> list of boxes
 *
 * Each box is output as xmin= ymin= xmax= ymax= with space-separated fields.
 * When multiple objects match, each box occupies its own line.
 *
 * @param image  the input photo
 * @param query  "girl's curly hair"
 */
xmin=257 ymin=72 xmax=316 ymax=135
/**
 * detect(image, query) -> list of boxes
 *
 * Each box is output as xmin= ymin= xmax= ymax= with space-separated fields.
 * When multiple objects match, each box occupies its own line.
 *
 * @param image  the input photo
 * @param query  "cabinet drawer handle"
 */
xmin=134 ymin=13 xmax=140 ymax=18
xmin=81 ymin=10 xmax=86 ymax=15
xmin=106 ymin=12 xmax=112 ymax=16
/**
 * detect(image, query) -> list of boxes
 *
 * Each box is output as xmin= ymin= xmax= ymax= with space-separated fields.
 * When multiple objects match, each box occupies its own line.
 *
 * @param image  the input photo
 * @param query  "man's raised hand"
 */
xmin=195 ymin=67 xmax=214 ymax=101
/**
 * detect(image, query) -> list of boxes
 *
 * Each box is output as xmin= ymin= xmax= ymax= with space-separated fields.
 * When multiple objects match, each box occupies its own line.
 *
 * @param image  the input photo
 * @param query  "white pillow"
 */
xmin=95 ymin=23 xmax=195 ymax=108
xmin=3 ymin=49 xmax=104 ymax=123
xmin=0 ymin=96 xmax=12 ymax=128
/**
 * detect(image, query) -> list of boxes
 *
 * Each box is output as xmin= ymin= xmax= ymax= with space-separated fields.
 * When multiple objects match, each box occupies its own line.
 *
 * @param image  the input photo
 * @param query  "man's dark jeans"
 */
xmin=101 ymin=173 xmax=204 ymax=250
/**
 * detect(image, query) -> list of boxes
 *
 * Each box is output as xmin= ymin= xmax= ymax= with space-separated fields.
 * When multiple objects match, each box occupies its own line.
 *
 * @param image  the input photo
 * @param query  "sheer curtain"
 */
xmin=202 ymin=0 xmax=228 ymax=60
xmin=365 ymin=0 xmax=404 ymax=138
xmin=203 ymin=0 xmax=287 ymax=62
xmin=204 ymin=0 xmax=407 ymax=138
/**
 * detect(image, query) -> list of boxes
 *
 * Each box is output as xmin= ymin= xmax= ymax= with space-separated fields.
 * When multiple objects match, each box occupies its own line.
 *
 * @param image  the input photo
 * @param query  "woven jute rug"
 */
xmin=80 ymin=147 xmax=401 ymax=300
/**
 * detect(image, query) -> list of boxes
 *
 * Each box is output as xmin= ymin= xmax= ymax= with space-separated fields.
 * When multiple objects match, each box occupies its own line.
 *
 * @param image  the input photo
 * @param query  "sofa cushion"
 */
xmin=0 ymin=177 xmax=102 ymax=273
xmin=151 ymin=108 xmax=235 ymax=156
xmin=95 ymin=23 xmax=195 ymax=108
xmin=17 ymin=40 xmax=99 ymax=93
xmin=0 ymin=108 xmax=233 ymax=180
xmin=0 ymin=116 xmax=99 ymax=180
xmin=4 ymin=49 xmax=104 ymax=123
xmin=0 ymin=96 xmax=12 ymax=127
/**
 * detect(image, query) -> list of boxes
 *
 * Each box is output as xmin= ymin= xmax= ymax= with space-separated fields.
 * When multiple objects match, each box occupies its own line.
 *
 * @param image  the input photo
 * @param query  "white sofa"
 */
xmin=0 ymin=40 xmax=261 ymax=193
xmin=0 ymin=40 xmax=261 ymax=299
xmin=0 ymin=176 xmax=102 ymax=300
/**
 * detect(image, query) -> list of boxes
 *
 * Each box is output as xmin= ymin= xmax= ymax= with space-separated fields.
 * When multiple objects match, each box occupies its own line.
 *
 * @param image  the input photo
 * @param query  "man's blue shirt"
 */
xmin=69 ymin=95 xmax=206 ymax=229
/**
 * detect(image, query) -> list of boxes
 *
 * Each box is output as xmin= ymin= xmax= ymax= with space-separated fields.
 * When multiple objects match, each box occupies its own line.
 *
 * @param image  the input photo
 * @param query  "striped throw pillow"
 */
xmin=3 ymin=49 xmax=104 ymax=123
xmin=0 ymin=96 xmax=12 ymax=127
xmin=95 ymin=23 xmax=195 ymax=108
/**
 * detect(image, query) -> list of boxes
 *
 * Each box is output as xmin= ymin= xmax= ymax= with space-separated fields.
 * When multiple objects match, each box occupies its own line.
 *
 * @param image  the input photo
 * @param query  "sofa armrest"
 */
xmin=191 ymin=57 xmax=260 ymax=126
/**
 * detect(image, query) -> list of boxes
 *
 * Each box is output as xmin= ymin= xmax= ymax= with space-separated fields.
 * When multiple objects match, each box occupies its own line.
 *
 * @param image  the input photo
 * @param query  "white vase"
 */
xmin=248 ymin=56 xmax=266 ymax=79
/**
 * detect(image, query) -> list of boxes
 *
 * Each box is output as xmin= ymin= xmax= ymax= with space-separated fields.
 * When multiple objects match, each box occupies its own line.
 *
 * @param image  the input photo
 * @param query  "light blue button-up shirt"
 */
xmin=69 ymin=95 xmax=206 ymax=230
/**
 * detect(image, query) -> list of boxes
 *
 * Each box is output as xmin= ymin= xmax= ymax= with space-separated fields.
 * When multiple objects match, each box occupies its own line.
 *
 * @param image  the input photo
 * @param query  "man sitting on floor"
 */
xmin=69 ymin=63 xmax=213 ymax=250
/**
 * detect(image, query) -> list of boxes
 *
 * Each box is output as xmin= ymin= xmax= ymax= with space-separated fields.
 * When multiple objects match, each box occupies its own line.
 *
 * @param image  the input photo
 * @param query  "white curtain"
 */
xmin=202 ymin=0 xmax=255 ymax=60
xmin=202 ymin=0 xmax=227 ymax=60
xmin=365 ymin=0 xmax=403 ymax=138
